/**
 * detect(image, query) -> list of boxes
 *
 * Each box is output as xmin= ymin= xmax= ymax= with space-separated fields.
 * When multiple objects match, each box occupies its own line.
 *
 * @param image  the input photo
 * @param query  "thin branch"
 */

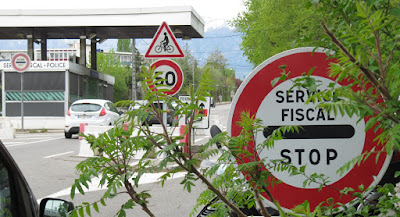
xmin=254 ymin=189 xmax=271 ymax=217
xmin=321 ymin=21 xmax=392 ymax=102
xmin=383 ymin=38 xmax=398 ymax=79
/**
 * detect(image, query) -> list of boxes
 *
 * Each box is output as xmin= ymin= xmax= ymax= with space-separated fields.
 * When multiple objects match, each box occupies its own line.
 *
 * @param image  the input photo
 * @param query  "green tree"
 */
xmin=117 ymin=39 xmax=132 ymax=52
xmin=126 ymin=47 xmax=145 ymax=100
xmin=174 ymin=44 xmax=200 ymax=94
xmin=96 ymin=50 xmax=131 ymax=102
xmin=232 ymin=0 xmax=324 ymax=66
xmin=204 ymin=49 xmax=236 ymax=101
xmin=272 ymin=0 xmax=400 ymax=215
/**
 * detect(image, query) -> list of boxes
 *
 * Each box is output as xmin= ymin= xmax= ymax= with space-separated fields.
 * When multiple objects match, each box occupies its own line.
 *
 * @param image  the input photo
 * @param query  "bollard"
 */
xmin=180 ymin=125 xmax=189 ymax=154
xmin=78 ymin=123 xmax=87 ymax=140
xmin=123 ymin=122 xmax=129 ymax=131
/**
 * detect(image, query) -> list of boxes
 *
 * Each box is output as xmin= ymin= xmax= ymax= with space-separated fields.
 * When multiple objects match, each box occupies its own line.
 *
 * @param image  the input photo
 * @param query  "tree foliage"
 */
xmin=271 ymin=0 xmax=400 ymax=215
xmin=117 ymin=39 xmax=132 ymax=52
xmin=96 ymin=51 xmax=131 ymax=102
xmin=232 ymin=0 xmax=325 ymax=66
xmin=296 ymin=0 xmax=400 ymax=156
xmin=204 ymin=49 xmax=237 ymax=101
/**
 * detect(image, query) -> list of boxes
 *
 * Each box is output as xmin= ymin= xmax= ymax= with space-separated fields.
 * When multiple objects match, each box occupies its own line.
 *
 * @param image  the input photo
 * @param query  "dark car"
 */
xmin=0 ymin=141 xmax=74 ymax=216
xmin=129 ymin=101 xmax=176 ymax=126
xmin=144 ymin=102 xmax=175 ymax=126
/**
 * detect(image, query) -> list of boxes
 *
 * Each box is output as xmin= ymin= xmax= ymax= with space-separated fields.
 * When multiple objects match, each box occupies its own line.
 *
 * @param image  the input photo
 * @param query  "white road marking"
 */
xmin=13 ymin=137 xmax=55 ymax=140
xmin=195 ymin=138 xmax=204 ymax=143
xmin=43 ymin=151 xmax=74 ymax=159
xmin=6 ymin=137 xmax=64 ymax=147
xmin=2 ymin=142 xmax=24 ymax=145
xmin=38 ymin=171 xmax=186 ymax=203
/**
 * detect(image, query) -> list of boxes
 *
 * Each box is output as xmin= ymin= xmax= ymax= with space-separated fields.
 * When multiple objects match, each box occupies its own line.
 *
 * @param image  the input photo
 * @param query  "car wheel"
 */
xmin=65 ymin=132 xmax=72 ymax=139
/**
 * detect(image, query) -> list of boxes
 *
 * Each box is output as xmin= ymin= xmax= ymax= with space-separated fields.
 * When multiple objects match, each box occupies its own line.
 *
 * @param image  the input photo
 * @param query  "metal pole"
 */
xmin=21 ymin=73 xmax=24 ymax=131
xmin=131 ymin=38 xmax=137 ymax=101
xmin=192 ymin=60 xmax=195 ymax=88
xmin=163 ymin=102 xmax=167 ymax=127
xmin=192 ymin=128 xmax=195 ymax=145
xmin=1 ymin=70 xmax=5 ymax=117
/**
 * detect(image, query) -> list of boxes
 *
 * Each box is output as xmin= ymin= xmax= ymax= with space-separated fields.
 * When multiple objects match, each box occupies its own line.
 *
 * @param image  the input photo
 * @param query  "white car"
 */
xmin=64 ymin=99 xmax=121 ymax=138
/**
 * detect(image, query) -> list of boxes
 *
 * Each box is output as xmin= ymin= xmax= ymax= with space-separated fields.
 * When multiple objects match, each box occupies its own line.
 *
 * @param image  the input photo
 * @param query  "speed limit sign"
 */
xmin=148 ymin=59 xmax=184 ymax=96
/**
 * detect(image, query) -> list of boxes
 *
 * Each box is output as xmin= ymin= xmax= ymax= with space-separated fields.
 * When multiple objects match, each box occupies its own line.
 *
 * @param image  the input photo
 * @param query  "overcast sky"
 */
xmin=3 ymin=0 xmax=247 ymax=29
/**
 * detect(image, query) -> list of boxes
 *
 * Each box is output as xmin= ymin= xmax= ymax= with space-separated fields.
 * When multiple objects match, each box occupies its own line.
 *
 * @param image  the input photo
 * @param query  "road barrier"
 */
xmin=0 ymin=118 xmax=16 ymax=139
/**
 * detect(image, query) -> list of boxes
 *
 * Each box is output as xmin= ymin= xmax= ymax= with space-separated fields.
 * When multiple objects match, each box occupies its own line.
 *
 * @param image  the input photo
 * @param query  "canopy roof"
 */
xmin=0 ymin=6 xmax=205 ymax=40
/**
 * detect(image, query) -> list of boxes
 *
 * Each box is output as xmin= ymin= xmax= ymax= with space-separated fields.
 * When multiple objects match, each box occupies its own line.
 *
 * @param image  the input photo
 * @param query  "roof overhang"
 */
xmin=0 ymin=6 xmax=205 ymax=40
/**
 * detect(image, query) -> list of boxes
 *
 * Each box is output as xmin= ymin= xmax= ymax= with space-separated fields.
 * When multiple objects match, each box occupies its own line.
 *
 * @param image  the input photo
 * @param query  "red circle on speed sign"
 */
xmin=11 ymin=53 xmax=31 ymax=72
xmin=148 ymin=59 xmax=184 ymax=96
xmin=228 ymin=47 xmax=391 ymax=212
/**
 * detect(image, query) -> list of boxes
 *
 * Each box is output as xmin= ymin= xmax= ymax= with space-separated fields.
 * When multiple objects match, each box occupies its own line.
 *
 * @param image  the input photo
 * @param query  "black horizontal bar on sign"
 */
xmin=263 ymin=125 xmax=355 ymax=139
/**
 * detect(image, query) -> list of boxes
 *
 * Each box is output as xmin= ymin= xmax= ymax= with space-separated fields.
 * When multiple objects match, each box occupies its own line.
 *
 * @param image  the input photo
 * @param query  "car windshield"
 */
xmin=71 ymin=103 xmax=102 ymax=112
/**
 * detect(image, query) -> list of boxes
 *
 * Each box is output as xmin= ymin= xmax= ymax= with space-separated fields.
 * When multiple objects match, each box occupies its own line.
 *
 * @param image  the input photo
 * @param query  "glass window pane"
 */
xmin=71 ymin=103 xmax=101 ymax=112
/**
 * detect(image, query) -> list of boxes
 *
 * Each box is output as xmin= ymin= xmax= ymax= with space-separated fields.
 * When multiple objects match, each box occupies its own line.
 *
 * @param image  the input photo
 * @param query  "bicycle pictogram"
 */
xmin=155 ymin=32 xmax=174 ymax=53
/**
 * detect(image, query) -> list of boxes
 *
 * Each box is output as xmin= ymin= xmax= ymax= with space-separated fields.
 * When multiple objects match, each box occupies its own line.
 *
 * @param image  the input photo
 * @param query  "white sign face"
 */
xmin=155 ymin=65 xmax=179 ymax=90
xmin=179 ymin=96 xmax=211 ymax=129
xmin=149 ymin=59 xmax=183 ymax=96
xmin=256 ymin=76 xmax=365 ymax=189
xmin=228 ymin=47 xmax=390 ymax=212
xmin=11 ymin=53 xmax=30 ymax=72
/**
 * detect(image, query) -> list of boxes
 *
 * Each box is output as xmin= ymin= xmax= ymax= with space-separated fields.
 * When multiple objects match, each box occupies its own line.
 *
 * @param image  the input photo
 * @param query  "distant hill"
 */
xmin=179 ymin=26 xmax=254 ymax=80
xmin=0 ymin=27 xmax=253 ymax=79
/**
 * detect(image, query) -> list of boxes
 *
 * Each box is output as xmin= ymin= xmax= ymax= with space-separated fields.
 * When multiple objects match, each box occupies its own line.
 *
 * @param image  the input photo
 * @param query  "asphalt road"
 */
xmin=1 ymin=103 xmax=232 ymax=216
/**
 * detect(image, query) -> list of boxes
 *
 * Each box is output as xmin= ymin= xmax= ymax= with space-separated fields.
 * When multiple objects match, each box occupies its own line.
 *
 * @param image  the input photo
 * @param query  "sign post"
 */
xmin=144 ymin=22 xmax=185 ymax=128
xmin=228 ymin=47 xmax=391 ymax=212
xmin=11 ymin=53 xmax=31 ymax=131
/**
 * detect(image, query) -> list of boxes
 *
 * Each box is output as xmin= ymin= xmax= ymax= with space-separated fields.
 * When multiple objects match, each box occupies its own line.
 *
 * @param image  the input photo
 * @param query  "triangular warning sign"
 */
xmin=145 ymin=22 xmax=185 ymax=58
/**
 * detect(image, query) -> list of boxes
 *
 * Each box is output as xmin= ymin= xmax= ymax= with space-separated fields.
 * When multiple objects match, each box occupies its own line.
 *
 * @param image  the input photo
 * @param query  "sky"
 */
xmin=2 ymin=0 xmax=247 ymax=30
xmin=0 ymin=0 xmax=253 ymax=77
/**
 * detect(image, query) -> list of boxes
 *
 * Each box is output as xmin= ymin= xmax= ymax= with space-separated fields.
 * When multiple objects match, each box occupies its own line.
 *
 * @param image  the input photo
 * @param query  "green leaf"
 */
xmin=390 ymin=8 xmax=400 ymax=16
xmin=86 ymin=206 xmax=91 ymax=216
xmin=93 ymin=202 xmax=99 ymax=212
xmin=70 ymin=185 xmax=76 ymax=199
xmin=271 ymin=77 xmax=280 ymax=87
xmin=100 ymin=198 xmax=106 ymax=206
xmin=118 ymin=209 xmax=126 ymax=217
xmin=78 ymin=207 xmax=84 ymax=217
xmin=75 ymin=180 xmax=85 ymax=195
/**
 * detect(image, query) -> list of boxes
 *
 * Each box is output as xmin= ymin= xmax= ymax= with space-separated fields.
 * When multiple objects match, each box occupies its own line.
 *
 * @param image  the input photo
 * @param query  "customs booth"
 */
xmin=0 ymin=61 xmax=114 ymax=129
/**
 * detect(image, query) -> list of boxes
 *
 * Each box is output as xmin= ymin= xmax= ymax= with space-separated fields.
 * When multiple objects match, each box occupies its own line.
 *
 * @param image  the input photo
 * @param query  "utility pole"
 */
xmin=131 ymin=38 xmax=137 ymax=101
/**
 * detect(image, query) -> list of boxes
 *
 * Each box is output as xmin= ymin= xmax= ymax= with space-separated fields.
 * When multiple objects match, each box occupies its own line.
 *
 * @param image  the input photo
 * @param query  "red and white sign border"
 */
xmin=228 ymin=47 xmax=391 ymax=212
xmin=145 ymin=22 xmax=185 ymax=58
xmin=11 ymin=53 xmax=31 ymax=72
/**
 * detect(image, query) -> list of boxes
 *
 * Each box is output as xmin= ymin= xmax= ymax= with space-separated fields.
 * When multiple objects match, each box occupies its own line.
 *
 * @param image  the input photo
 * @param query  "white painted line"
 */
xmin=6 ymin=137 xmax=64 ymax=148
xmin=2 ymin=142 xmax=24 ymax=145
xmin=44 ymin=151 xmax=74 ymax=159
xmin=195 ymin=138 xmax=204 ymax=143
xmin=15 ymin=135 xmax=54 ymax=139
xmin=37 ymin=171 xmax=186 ymax=203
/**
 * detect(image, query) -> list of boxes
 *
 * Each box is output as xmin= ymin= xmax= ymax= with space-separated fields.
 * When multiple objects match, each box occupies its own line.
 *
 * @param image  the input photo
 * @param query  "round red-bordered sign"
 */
xmin=228 ymin=47 xmax=391 ymax=212
xmin=11 ymin=53 xmax=31 ymax=73
xmin=148 ymin=59 xmax=184 ymax=96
